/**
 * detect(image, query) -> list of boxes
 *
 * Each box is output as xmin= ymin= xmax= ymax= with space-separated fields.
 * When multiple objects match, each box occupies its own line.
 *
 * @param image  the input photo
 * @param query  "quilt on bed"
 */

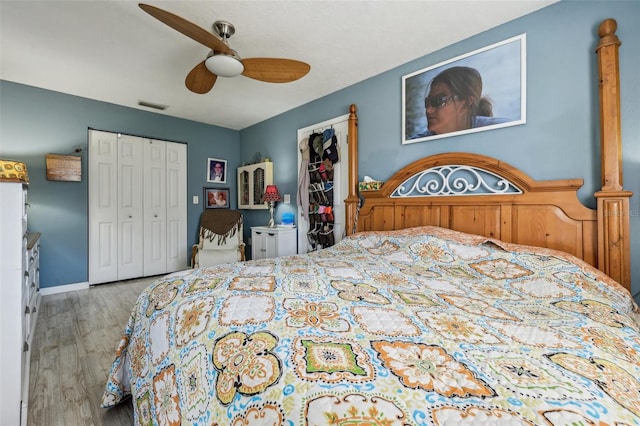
xmin=102 ymin=226 xmax=640 ymax=425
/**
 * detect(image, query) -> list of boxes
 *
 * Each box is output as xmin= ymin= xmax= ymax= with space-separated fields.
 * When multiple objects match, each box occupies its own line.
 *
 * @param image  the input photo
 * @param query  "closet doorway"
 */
xmin=296 ymin=114 xmax=349 ymax=253
xmin=88 ymin=130 xmax=188 ymax=284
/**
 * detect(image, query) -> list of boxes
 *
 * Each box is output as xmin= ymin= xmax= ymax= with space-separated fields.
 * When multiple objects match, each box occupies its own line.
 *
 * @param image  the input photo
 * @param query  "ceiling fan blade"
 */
xmin=185 ymin=61 xmax=217 ymax=94
xmin=139 ymin=3 xmax=231 ymax=54
xmin=241 ymin=58 xmax=310 ymax=83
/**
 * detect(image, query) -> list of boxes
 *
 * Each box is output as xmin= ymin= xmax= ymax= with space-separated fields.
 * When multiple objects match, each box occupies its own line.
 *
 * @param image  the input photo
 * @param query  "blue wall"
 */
xmin=0 ymin=84 xmax=240 ymax=287
xmin=240 ymin=0 xmax=640 ymax=299
xmin=1 ymin=1 xmax=638 ymax=301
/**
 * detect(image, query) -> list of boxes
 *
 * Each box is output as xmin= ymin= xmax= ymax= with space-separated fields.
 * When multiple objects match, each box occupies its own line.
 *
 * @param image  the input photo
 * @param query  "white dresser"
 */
xmin=0 ymin=181 xmax=40 ymax=426
xmin=251 ymin=226 xmax=297 ymax=260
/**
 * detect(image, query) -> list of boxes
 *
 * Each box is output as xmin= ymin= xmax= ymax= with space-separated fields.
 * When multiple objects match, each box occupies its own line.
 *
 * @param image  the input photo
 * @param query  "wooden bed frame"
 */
xmin=344 ymin=19 xmax=632 ymax=293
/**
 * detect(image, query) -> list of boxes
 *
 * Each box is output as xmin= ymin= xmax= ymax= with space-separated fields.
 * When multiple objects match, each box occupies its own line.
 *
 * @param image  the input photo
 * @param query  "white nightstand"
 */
xmin=251 ymin=226 xmax=297 ymax=260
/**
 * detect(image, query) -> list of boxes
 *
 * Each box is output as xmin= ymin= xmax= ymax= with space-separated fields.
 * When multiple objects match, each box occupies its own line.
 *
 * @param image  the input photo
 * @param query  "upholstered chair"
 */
xmin=191 ymin=209 xmax=245 ymax=268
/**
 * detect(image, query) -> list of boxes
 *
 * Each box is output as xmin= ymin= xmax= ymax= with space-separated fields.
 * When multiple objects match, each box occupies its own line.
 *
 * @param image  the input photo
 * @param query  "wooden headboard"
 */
xmin=344 ymin=19 xmax=632 ymax=292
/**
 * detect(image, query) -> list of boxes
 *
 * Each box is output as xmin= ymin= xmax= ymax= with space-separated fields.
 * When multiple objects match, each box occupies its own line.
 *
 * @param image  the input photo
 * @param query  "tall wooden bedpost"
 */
xmin=594 ymin=18 xmax=632 ymax=290
xmin=345 ymin=104 xmax=359 ymax=236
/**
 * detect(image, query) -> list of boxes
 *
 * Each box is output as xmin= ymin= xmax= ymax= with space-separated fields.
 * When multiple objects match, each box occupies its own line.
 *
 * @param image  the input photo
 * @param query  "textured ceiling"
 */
xmin=0 ymin=0 xmax=556 ymax=130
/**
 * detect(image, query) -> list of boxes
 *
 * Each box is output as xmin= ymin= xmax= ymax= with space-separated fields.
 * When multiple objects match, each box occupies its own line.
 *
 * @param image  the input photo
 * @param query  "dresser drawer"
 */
xmin=23 ymin=269 xmax=31 ymax=300
xmin=23 ymin=235 xmax=29 ymax=267
xmin=27 ymin=262 xmax=39 ymax=301
xmin=22 ymin=291 xmax=30 ymax=343
xmin=26 ymin=236 xmax=39 ymax=266
xmin=28 ymin=243 xmax=39 ymax=264
xmin=25 ymin=234 xmax=41 ymax=343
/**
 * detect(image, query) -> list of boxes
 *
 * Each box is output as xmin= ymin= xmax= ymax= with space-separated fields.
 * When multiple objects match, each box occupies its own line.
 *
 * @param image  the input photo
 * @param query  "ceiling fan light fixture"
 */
xmin=139 ymin=6 xmax=310 ymax=93
xmin=205 ymin=53 xmax=244 ymax=77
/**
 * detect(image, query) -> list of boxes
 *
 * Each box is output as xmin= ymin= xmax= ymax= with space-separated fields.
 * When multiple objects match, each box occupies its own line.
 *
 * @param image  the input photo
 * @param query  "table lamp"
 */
xmin=262 ymin=184 xmax=282 ymax=228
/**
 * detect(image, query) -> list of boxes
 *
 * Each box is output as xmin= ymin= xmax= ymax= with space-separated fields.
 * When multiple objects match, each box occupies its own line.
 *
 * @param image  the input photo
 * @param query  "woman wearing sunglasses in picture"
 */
xmin=411 ymin=66 xmax=508 ymax=139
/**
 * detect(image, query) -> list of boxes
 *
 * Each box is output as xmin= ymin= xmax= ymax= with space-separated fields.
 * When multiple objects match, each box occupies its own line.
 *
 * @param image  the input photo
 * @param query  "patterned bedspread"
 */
xmin=102 ymin=226 xmax=640 ymax=425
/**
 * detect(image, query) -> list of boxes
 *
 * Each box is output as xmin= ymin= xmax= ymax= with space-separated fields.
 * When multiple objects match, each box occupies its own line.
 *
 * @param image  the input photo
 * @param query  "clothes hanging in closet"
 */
xmin=304 ymin=128 xmax=339 ymax=251
xmin=297 ymin=137 xmax=310 ymax=224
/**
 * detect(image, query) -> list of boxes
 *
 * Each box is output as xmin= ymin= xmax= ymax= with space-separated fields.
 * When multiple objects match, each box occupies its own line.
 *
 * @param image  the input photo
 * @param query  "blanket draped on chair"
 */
xmin=199 ymin=209 xmax=243 ymax=245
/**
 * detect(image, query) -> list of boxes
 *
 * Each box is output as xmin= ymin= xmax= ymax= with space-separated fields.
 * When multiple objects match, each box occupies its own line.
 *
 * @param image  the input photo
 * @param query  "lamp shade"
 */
xmin=262 ymin=184 xmax=282 ymax=202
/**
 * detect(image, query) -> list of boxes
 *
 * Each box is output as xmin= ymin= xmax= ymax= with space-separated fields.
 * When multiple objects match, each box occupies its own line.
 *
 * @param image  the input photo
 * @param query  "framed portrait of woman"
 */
xmin=207 ymin=158 xmax=227 ymax=183
xmin=204 ymin=188 xmax=230 ymax=209
xmin=402 ymin=34 xmax=526 ymax=144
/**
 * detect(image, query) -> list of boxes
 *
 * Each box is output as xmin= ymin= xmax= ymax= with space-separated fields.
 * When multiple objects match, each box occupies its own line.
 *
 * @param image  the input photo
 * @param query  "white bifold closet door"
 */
xmin=118 ymin=134 xmax=144 ymax=279
xmin=165 ymin=143 xmax=187 ymax=273
xmin=89 ymin=130 xmax=187 ymax=284
xmin=143 ymin=140 xmax=167 ymax=276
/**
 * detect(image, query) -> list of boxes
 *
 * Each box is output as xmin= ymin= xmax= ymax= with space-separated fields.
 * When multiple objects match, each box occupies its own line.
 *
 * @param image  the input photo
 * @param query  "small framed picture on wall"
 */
xmin=207 ymin=158 xmax=227 ymax=183
xmin=204 ymin=188 xmax=230 ymax=209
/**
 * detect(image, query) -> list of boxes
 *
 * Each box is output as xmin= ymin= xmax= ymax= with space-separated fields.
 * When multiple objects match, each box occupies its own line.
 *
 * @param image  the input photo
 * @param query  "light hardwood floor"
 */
xmin=27 ymin=277 xmax=158 ymax=426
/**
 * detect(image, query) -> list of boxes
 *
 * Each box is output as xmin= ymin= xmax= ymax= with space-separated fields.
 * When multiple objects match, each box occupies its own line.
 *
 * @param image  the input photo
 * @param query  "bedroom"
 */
xmin=1 ymin=0 xmax=638 ymax=300
xmin=1 ymin=0 xmax=639 ymax=425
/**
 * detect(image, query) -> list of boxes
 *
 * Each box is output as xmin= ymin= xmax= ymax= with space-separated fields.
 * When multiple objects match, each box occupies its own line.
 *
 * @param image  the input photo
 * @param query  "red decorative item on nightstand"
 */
xmin=262 ymin=185 xmax=282 ymax=227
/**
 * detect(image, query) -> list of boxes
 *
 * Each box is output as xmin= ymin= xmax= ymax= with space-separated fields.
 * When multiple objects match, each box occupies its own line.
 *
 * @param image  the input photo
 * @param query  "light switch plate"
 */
xmin=193 ymin=195 xmax=199 ymax=204
xmin=284 ymin=194 xmax=291 ymax=204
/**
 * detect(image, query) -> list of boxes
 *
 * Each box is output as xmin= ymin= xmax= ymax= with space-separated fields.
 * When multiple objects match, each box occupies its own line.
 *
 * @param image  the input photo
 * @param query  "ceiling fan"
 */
xmin=139 ymin=3 xmax=311 ymax=94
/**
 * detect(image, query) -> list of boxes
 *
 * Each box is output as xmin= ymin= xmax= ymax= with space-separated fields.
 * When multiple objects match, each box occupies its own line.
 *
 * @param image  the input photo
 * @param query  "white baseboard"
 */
xmin=40 ymin=281 xmax=89 ymax=296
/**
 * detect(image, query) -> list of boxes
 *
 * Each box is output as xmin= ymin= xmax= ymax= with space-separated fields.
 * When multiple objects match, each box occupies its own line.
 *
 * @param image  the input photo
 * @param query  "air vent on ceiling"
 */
xmin=138 ymin=100 xmax=168 ymax=111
